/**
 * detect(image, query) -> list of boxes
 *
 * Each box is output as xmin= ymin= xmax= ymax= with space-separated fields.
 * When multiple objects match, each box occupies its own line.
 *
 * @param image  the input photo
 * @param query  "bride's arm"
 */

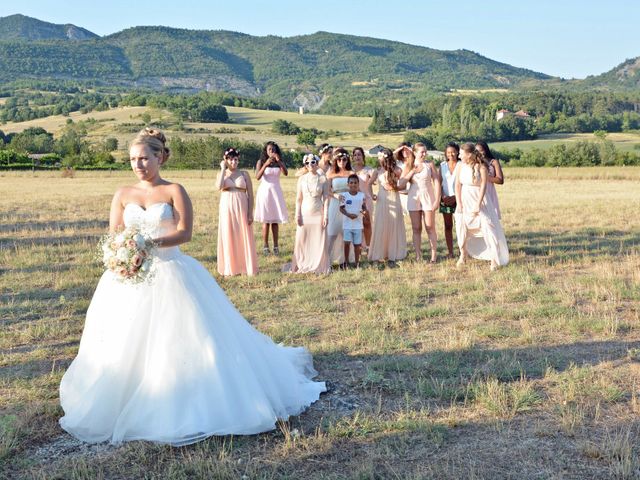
xmin=155 ymin=184 xmax=193 ymax=247
xmin=108 ymin=188 xmax=126 ymax=233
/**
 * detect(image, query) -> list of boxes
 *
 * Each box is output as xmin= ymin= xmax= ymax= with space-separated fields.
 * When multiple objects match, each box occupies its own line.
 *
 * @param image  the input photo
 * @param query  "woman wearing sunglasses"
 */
xmin=290 ymin=154 xmax=330 ymax=273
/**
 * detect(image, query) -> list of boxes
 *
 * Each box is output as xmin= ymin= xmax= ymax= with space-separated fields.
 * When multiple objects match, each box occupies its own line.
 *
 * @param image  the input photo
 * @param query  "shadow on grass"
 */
xmin=510 ymin=228 xmax=640 ymax=260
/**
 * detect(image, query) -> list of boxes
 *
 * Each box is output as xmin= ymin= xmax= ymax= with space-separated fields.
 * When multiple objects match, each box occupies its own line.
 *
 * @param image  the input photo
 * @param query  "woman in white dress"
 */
xmin=59 ymin=128 xmax=326 ymax=446
xmin=454 ymin=143 xmax=509 ymax=271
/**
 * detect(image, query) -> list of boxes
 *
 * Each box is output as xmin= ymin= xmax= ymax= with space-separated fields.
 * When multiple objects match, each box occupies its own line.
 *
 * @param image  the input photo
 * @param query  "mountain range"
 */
xmin=0 ymin=14 xmax=637 ymax=113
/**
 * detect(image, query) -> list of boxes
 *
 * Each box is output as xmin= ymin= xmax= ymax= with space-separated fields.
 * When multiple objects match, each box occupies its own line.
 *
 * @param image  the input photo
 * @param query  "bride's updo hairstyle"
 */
xmin=131 ymin=128 xmax=171 ymax=164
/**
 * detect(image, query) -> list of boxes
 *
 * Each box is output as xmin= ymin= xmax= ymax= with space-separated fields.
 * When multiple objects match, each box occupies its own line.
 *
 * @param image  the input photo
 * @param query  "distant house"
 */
xmin=497 ymin=109 xmax=532 ymax=121
xmin=496 ymin=109 xmax=511 ymax=121
xmin=514 ymin=110 xmax=531 ymax=119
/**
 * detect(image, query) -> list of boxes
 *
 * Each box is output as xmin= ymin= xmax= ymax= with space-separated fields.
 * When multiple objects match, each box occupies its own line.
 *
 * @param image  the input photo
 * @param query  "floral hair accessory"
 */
xmin=319 ymin=144 xmax=333 ymax=154
xmin=224 ymin=148 xmax=239 ymax=157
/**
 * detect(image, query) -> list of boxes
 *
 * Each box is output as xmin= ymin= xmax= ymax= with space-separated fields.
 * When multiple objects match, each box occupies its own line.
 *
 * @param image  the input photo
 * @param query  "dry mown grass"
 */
xmin=1 ymin=168 xmax=639 ymax=479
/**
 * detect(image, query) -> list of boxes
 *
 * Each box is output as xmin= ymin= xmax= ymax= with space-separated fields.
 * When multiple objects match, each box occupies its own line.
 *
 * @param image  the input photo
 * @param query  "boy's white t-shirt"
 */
xmin=340 ymin=191 xmax=365 ymax=230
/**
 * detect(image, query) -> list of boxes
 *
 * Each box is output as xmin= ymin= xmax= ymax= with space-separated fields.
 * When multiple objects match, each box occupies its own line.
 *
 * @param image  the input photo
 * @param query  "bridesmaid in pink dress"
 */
xmin=254 ymin=142 xmax=288 ymax=255
xmin=216 ymin=148 xmax=258 ymax=276
xmin=454 ymin=143 xmax=509 ymax=271
xmin=368 ymin=148 xmax=408 ymax=266
xmin=404 ymin=143 xmax=441 ymax=262
xmin=475 ymin=141 xmax=503 ymax=220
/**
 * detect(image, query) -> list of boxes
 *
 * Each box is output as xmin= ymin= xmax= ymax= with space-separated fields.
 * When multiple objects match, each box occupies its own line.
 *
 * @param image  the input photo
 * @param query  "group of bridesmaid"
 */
xmin=215 ymin=140 xmax=509 ymax=276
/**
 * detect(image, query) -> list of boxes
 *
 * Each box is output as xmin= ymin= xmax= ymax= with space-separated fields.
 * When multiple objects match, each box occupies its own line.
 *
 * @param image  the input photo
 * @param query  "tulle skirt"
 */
xmin=59 ymin=248 xmax=325 ymax=445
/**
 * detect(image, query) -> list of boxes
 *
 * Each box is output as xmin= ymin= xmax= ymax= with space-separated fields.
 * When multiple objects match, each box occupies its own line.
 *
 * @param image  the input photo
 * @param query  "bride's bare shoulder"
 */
xmin=112 ymin=185 xmax=139 ymax=204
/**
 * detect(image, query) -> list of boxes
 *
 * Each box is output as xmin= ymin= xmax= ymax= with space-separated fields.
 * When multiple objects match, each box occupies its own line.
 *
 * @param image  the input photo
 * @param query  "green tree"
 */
xmin=272 ymin=119 xmax=301 ymax=135
xmin=296 ymin=130 xmax=316 ymax=147
xmin=104 ymin=137 xmax=118 ymax=152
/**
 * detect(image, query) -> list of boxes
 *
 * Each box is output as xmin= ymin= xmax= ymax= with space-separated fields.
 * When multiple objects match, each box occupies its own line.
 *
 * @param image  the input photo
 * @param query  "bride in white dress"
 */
xmin=59 ymin=128 xmax=326 ymax=446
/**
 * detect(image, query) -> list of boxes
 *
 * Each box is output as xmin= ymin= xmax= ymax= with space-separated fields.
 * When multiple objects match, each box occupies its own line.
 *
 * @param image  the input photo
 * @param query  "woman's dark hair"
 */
xmin=332 ymin=147 xmax=352 ymax=173
xmin=352 ymin=146 xmax=365 ymax=160
xmin=445 ymin=142 xmax=460 ymax=155
xmin=259 ymin=141 xmax=282 ymax=163
xmin=379 ymin=148 xmax=399 ymax=190
xmin=224 ymin=147 xmax=239 ymax=158
xmin=475 ymin=141 xmax=493 ymax=162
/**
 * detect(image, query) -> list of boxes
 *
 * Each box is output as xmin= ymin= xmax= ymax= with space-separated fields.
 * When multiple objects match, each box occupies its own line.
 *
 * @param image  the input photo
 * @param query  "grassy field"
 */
xmin=492 ymin=132 xmax=640 ymax=153
xmin=1 ymin=167 xmax=639 ymax=479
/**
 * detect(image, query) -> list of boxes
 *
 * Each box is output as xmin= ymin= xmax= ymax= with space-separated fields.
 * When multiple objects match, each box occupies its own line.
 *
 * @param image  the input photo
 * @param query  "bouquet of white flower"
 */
xmin=100 ymin=227 xmax=156 ymax=284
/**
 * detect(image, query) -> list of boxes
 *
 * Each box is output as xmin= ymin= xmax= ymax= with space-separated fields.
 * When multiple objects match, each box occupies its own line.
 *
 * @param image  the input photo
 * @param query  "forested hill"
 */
xmin=0 ymin=14 xmax=98 ymax=41
xmin=0 ymin=15 xmax=555 ymax=114
xmin=581 ymin=57 xmax=640 ymax=90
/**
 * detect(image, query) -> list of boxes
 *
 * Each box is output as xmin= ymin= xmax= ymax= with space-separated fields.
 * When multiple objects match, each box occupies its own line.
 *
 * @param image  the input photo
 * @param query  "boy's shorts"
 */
xmin=343 ymin=228 xmax=363 ymax=245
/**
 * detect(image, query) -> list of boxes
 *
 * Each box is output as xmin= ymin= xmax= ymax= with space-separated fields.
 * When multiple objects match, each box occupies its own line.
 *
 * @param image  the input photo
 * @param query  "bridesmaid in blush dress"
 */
xmin=254 ymin=141 xmax=288 ymax=255
xmin=454 ymin=143 xmax=509 ymax=271
xmin=368 ymin=148 xmax=408 ymax=266
xmin=403 ymin=143 xmax=441 ymax=262
xmin=290 ymin=154 xmax=330 ymax=274
xmin=475 ymin=141 xmax=503 ymax=220
xmin=216 ymin=147 xmax=258 ymax=276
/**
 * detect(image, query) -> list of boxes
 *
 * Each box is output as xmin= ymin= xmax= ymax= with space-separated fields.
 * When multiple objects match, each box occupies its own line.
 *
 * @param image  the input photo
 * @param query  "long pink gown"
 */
xmin=454 ymin=163 xmax=509 ymax=266
xmin=217 ymin=174 xmax=259 ymax=276
xmin=368 ymin=172 xmax=407 ymax=262
xmin=291 ymin=173 xmax=330 ymax=274
xmin=254 ymin=166 xmax=288 ymax=223
xmin=406 ymin=163 xmax=437 ymax=212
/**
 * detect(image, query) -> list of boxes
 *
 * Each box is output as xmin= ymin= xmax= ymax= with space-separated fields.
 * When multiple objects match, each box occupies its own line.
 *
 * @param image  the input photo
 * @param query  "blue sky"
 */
xmin=4 ymin=0 xmax=639 ymax=79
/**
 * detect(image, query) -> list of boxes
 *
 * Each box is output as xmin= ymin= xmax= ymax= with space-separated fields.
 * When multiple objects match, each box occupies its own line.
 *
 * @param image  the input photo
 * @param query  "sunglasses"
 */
xmin=304 ymin=159 xmax=318 ymax=166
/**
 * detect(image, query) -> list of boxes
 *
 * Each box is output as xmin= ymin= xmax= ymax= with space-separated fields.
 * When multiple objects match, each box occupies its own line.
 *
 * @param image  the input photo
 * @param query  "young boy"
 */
xmin=339 ymin=174 xmax=367 ymax=269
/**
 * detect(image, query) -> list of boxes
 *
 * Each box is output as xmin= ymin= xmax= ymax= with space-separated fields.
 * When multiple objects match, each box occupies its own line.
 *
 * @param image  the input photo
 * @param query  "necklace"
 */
xmin=305 ymin=173 xmax=321 ymax=197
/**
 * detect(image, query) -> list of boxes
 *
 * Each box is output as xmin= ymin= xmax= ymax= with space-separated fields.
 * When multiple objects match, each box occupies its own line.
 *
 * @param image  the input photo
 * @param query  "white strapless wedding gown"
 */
xmin=59 ymin=202 xmax=326 ymax=446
